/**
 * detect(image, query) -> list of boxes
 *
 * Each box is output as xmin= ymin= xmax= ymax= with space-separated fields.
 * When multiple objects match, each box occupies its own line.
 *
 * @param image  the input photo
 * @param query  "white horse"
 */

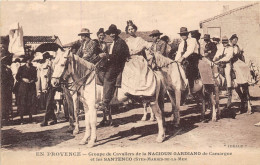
xmin=143 ymin=52 xmax=220 ymax=125
xmin=51 ymin=50 xmax=166 ymax=147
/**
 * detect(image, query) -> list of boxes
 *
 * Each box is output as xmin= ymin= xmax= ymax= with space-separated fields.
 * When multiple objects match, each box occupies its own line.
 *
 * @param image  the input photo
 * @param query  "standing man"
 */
xmin=1 ymin=45 xmax=14 ymax=124
xmin=175 ymin=27 xmax=200 ymax=91
xmin=99 ymin=24 xmax=130 ymax=112
xmin=150 ymin=30 xmax=167 ymax=57
xmin=202 ymin=34 xmax=217 ymax=61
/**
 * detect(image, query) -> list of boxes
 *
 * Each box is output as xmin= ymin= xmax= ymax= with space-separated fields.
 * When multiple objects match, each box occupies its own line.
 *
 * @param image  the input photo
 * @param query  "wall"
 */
xmin=201 ymin=3 xmax=260 ymax=65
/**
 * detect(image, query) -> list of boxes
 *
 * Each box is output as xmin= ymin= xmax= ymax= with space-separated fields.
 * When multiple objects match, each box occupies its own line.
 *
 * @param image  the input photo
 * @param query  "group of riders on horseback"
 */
xmin=36 ymin=20 xmax=252 ymax=147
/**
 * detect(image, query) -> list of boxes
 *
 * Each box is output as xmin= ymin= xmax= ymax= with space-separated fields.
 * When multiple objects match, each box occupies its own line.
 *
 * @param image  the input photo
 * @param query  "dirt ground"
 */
xmin=1 ymin=85 xmax=260 ymax=164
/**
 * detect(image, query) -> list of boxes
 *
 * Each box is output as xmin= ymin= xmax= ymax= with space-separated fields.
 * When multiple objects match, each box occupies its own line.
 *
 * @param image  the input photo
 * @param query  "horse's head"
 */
xmin=51 ymin=49 xmax=73 ymax=87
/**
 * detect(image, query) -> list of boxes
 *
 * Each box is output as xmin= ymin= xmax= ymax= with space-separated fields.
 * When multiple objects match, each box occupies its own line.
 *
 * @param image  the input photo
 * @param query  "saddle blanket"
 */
xmin=198 ymin=58 xmax=215 ymax=85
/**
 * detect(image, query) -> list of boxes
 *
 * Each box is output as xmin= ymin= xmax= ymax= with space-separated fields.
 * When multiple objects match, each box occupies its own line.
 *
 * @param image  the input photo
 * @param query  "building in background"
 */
xmin=200 ymin=2 xmax=260 ymax=65
xmin=24 ymin=35 xmax=62 ymax=56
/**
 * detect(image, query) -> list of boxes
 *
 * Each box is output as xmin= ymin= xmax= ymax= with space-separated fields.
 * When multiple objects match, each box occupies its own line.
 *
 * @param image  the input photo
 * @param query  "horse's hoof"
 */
xmin=141 ymin=116 xmax=147 ymax=121
xmin=173 ymin=123 xmax=180 ymax=128
xmin=156 ymin=135 xmax=165 ymax=143
xmin=247 ymin=111 xmax=253 ymax=115
xmin=67 ymin=126 xmax=74 ymax=132
xmin=212 ymin=118 xmax=217 ymax=122
xmin=150 ymin=117 xmax=156 ymax=121
xmin=73 ymin=130 xmax=79 ymax=135
xmin=87 ymin=142 xmax=95 ymax=148
xmin=98 ymin=120 xmax=107 ymax=127
xmin=79 ymin=140 xmax=87 ymax=145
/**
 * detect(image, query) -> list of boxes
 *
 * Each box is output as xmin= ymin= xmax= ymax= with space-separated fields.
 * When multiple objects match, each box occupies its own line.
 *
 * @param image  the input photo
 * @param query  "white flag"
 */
xmin=8 ymin=22 xmax=25 ymax=58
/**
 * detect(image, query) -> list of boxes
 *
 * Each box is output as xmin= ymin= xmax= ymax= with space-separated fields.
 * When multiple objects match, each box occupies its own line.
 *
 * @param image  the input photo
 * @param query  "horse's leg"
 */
xmin=215 ymin=85 xmax=220 ymax=119
xmin=167 ymin=90 xmax=176 ymax=123
xmin=79 ymin=106 xmax=90 ymax=145
xmin=150 ymin=101 xmax=165 ymax=143
xmin=63 ymin=90 xmax=75 ymax=131
xmin=210 ymin=86 xmax=217 ymax=122
xmin=201 ymin=85 xmax=206 ymax=122
xmin=72 ymin=93 xmax=80 ymax=135
xmin=149 ymin=104 xmax=156 ymax=121
xmin=173 ymin=89 xmax=181 ymax=127
xmin=242 ymin=84 xmax=252 ymax=114
xmin=235 ymin=86 xmax=246 ymax=114
xmin=87 ymin=100 xmax=97 ymax=148
xmin=141 ymin=102 xmax=148 ymax=121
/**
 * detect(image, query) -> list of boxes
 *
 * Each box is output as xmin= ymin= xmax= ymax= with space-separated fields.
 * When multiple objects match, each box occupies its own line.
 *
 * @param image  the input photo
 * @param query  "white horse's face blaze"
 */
xmin=51 ymin=49 xmax=70 ymax=86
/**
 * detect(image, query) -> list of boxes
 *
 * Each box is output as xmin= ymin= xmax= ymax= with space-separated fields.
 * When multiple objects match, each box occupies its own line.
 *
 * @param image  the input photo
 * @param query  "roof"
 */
xmin=104 ymin=31 xmax=154 ymax=43
xmin=200 ymin=2 xmax=259 ymax=25
xmin=23 ymin=36 xmax=60 ymax=44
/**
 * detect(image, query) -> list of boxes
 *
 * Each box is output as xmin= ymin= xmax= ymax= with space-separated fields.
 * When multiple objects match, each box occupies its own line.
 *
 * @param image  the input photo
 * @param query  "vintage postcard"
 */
xmin=1 ymin=1 xmax=260 ymax=165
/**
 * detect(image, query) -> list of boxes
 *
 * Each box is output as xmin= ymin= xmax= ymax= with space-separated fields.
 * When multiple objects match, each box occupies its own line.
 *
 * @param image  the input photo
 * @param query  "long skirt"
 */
xmin=122 ymin=55 xmax=156 ymax=96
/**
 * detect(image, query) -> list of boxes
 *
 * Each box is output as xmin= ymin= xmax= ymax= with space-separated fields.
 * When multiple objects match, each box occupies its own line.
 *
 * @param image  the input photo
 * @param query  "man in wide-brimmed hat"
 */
xmin=175 ymin=27 xmax=200 ymax=91
xmin=214 ymin=36 xmax=235 ymax=114
xmin=150 ymin=29 xmax=167 ymax=57
xmin=99 ymin=24 xmax=130 ymax=118
xmin=202 ymin=34 xmax=217 ymax=61
xmin=76 ymin=28 xmax=103 ymax=64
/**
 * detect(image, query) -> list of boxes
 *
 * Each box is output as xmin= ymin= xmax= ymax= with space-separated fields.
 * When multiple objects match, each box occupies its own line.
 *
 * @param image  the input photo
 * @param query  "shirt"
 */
xmin=175 ymin=37 xmax=199 ymax=61
xmin=214 ymin=45 xmax=233 ymax=62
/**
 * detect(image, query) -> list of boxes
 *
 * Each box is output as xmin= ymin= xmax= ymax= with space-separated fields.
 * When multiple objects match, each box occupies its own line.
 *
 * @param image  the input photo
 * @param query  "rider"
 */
xmin=230 ymin=34 xmax=251 ymax=114
xmin=175 ymin=27 xmax=200 ymax=92
xmin=150 ymin=30 xmax=167 ymax=57
xmin=76 ymin=28 xmax=106 ymax=63
xmin=94 ymin=28 xmax=109 ymax=86
xmin=202 ymin=34 xmax=217 ymax=61
xmin=213 ymin=36 xmax=234 ymax=112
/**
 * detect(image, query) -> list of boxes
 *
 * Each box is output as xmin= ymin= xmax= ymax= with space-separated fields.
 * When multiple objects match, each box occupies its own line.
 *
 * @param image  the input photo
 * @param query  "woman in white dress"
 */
xmin=122 ymin=20 xmax=156 ymax=96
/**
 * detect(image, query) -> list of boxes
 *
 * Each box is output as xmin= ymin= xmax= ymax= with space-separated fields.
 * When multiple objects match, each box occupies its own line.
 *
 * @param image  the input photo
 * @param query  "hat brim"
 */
xmin=78 ymin=32 xmax=92 ymax=36
xmin=105 ymin=29 xmax=121 ymax=35
xmin=149 ymin=33 xmax=163 ymax=37
xmin=201 ymin=37 xmax=211 ymax=39
xmin=178 ymin=32 xmax=189 ymax=34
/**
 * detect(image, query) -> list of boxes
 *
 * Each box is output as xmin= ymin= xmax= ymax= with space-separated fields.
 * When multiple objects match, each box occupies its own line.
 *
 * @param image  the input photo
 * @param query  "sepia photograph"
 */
xmin=1 ymin=1 xmax=260 ymax=165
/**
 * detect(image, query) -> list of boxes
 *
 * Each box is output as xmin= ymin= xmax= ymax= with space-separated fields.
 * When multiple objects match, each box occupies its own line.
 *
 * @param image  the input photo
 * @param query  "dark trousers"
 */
xmin=43 ymin=85 xmax=57 ymax=123
xmin=185 ymin=54 xmax=200 ymax=89
xmin=18 ymin=82 xmax=36 ymax=120
xmin=103 ymin=67 xmax=122 ymax=104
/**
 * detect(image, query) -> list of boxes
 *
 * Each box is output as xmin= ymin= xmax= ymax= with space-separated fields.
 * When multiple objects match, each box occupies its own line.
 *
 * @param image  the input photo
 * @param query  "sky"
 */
xmin=0 ymin=1 xmax=255 ymax=45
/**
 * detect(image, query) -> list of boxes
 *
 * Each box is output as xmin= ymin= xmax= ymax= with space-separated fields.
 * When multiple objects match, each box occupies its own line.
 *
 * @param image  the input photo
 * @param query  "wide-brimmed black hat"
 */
xmin=229 ymin=34 xmax=238 ymax=41
xmin=97 ymin=28 xmax=105 ymax=36
xmin=42 ymin=52 xmax=54 ymax=60
xmin=190 ymin=30 xmax=201 ymax=38
xmin=149 ymin=30 xmax=163 ymax=37
xmin=212 ymin=37 xmax=220 ymax=42
xmin=201 ymin=34 xmax=211 ymax=40
xmin=178 ymin=27 xmax=189 ymax=34
xmin=105 ymin=24 xmax=121 ymax=35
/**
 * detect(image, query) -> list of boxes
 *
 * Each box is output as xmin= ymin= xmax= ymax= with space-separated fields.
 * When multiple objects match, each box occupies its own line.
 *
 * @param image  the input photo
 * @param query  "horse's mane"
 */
xmin=153 ymin=52 xmax=174 ymax=68
xmin=71 ymin=54 xmax=94 ymax=78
